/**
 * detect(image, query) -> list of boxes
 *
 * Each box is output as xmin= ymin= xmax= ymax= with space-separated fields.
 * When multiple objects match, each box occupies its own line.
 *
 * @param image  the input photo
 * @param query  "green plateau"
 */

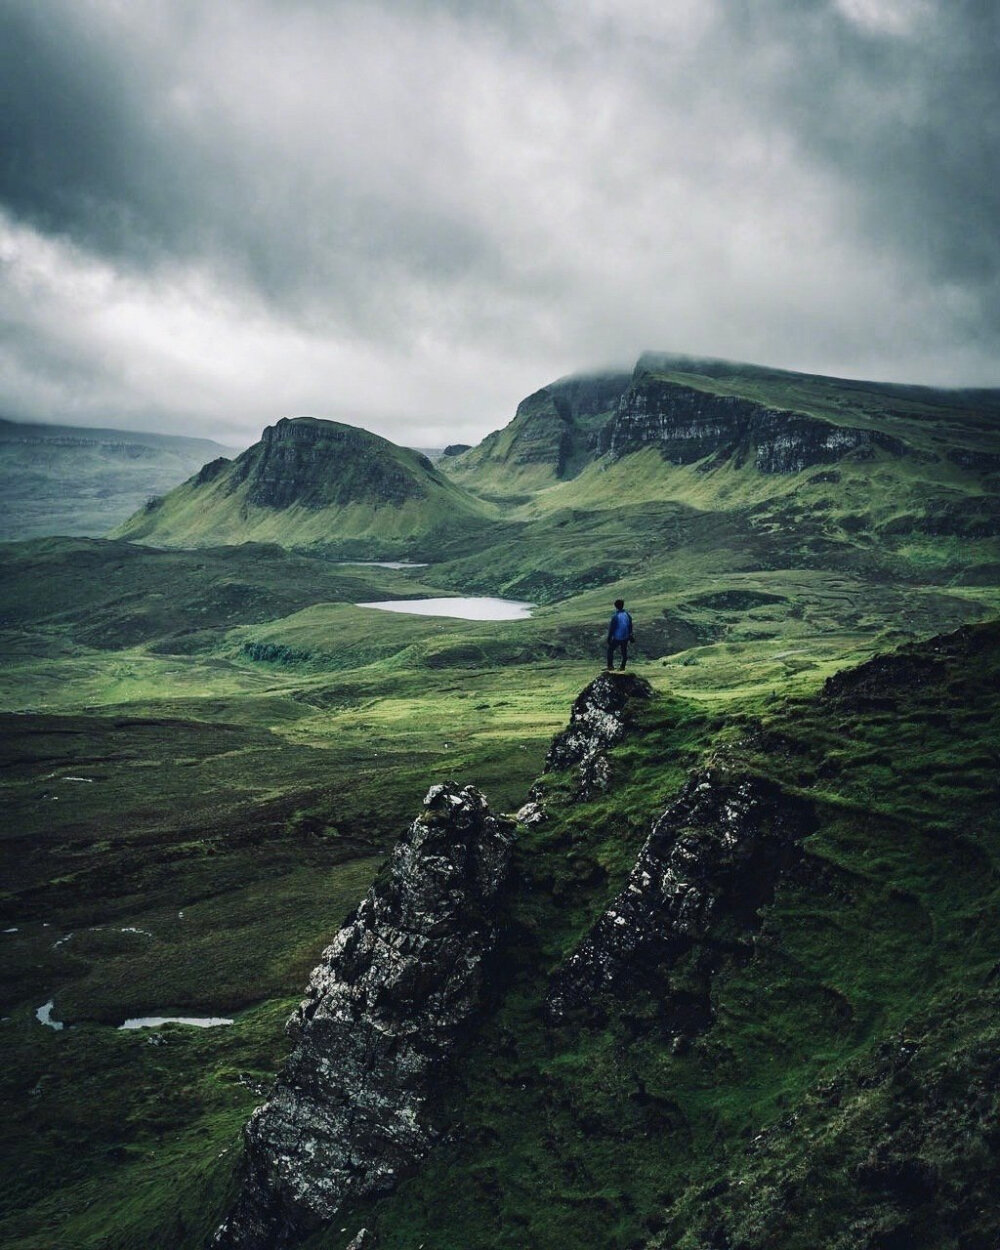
xmin=1 ymin=352 xmax=999 ymax=1249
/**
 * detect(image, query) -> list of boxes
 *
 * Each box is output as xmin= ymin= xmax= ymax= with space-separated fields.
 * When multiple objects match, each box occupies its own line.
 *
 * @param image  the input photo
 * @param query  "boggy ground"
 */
xmin=0 ymin=514 xmax=997 ymax=1247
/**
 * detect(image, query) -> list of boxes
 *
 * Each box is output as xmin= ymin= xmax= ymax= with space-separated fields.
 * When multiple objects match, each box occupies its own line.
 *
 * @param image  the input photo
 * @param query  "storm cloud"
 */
xmin=1 ymin=0 xmax=997 ymax=445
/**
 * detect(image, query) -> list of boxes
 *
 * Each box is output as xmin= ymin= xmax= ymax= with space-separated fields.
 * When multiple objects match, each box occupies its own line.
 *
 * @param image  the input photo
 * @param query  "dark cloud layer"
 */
xmin=1 ymin=0 xmax=997 ymax=445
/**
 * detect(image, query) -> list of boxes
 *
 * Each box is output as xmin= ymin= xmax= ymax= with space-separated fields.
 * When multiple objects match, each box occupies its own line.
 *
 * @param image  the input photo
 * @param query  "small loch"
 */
xmin=338 ymin=561 xmax=429 ymax=569
xmin=36 ymin=1000 xmax=64 ymax=1030
xmin=119 ymin=1015 xmax=234 ymax=1030
xmin=356 ymin=596 xmax=534 ymax=621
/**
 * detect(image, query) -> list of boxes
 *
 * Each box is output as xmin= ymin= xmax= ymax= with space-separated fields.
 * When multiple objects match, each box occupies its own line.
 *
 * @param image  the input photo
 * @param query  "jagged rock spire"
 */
xmin=213 ymin=782 xmax=515 ymax=1250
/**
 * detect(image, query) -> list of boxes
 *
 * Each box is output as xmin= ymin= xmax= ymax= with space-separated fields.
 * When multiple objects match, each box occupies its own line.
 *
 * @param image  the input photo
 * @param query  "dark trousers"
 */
xmin=607 ymin=639 xmax=629 ymax=670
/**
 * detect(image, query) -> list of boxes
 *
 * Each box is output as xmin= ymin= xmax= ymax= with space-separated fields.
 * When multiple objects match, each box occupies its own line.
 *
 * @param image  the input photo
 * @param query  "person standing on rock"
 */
xmin=606 ymin=598 xmax=634 ymax=671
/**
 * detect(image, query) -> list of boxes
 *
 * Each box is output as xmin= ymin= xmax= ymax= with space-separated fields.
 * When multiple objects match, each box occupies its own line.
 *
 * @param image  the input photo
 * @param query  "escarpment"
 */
xmin=599 ymin=376 xmax=907 ymax=472
xmin=114 ymin=414 xmax=487 ymax=546
xmin=229 ymin=418 xmax=430 ymax=510
xmin=213 ymin=782 xmax=515 ymax=1250
xmin=546 ymin=768 xmax=816 ymax=1027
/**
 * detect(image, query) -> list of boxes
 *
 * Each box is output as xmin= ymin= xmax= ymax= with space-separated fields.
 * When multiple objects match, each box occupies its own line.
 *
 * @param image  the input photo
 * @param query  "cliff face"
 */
xmin=213 ymin=783 xmax=515 ymax=1250
xmin=113 ymin=415 xmax=488 ymax=547
xmin=445 ymin=370 xmax=632 ymax=486
xmin=229 ymin=418 xmax=432 ymax=510
xmin=599 ymin=376 xmax=907 ymax=472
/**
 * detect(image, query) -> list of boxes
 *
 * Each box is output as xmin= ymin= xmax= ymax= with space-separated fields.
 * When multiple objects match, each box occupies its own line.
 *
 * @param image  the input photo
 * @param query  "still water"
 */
xmin=338 ymin=561 xmax=429 ymax=569
xmin=356 ymin=597 xmax=534 ymax=621
xmin=118 ymin=1015 xmax=234 ymax=1030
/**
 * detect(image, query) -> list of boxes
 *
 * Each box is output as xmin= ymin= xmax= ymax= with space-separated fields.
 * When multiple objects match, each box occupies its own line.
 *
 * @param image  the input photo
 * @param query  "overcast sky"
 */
xmin=1 ymin=0 xmax=998 ymax=448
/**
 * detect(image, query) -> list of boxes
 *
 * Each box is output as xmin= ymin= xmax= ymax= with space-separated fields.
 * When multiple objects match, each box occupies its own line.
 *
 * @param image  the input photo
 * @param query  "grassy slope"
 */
xmin=113 ymin=420 xmax=492 ymax=550
xmin=0 ymin=365 xmax=998 ymax=1247
xmin=326 ymin=619 xmax=1000 ymax=1250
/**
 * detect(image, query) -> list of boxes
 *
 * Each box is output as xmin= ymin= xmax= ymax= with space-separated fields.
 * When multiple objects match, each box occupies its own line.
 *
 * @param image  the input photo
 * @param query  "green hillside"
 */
xmin=444 ymin=370 xmax=632 ymax=495
xmin=0 ymin=354 xmax=998 ymax=1249
xmin=0 ymin=417 xmax=232 ymax=542
xmin=114 ymin=417 xmax=491 ymax=550
xmin=432 ymin=355 xmax=1000 ymax=607
xmin=327 ymin=619 xmax=1000 ymax=1250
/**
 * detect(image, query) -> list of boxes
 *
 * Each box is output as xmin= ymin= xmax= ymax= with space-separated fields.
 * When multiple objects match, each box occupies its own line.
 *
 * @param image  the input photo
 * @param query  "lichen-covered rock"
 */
xmin=213 ymin=783 xmax=515 ymax=1250
xmin=546 ymin=769 xmax=815 ymax=1026
xmin=515 ymin=799 xmax=547 ymax=825
xmin=544 ymin=672 xmax=654 ymax=799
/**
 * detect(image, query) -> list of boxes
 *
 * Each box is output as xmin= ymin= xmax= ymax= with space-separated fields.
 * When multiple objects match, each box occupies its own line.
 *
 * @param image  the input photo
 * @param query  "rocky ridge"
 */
xmin=229 ymin=418 xmax=433 ymax=510
xmin=114 ymin=415 xmax=487 ymax=547
xmin=446 ymin=371 xmax=632 ymax=484
xmin=213 ymin=782 xmax=515 ymax=1250
xmin=546 ymin=767 xmax=816 ymax=1029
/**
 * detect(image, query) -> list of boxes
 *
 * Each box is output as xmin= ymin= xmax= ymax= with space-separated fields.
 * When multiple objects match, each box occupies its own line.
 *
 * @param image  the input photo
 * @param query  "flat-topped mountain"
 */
xmin=114 ymin=417 xmax=490 ymax=549
xmin=443 ymin=353 xmax=1000 ymax=498
xmin=0 ymin=417 xmax=232 ymax=542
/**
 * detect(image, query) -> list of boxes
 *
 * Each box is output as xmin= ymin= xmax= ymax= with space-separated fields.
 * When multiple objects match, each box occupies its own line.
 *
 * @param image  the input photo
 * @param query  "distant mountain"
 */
xmin=113 ymin=416 xmax=491 ymax=550
xmin=443 ymin=354 xmax=1000 ymax=500
xmin=443 ymin=371 xmax=633 ymax=492
xmin=427 ymin=353 xmax=1000 ymax=605
xmin=0 ymin=418 xmax=232 ymax=542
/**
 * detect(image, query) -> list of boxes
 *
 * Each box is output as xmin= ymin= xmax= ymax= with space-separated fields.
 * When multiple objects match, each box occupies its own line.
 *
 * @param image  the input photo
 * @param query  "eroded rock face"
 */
xmin=599 ymin=378 xmax=906 ymax=473
xmin=546 ymin=769 xmax=815 ymax=1027
xmin=213 ymin=783 xmax=515 ymax=1250
xmin=229 ymin=418 xmax=428 ymax=511
xmin=544 ymin=672 xmax=654 ymax=799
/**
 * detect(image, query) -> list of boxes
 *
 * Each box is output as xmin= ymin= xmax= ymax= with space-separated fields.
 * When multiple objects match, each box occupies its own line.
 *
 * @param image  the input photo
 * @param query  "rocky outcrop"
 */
xmin=599 ymin=377 xmax=907 ymax=473
xmin=547 ymin=769 xmax=815 ymax=1028
xmin=213 ymin=782 xmax=515 ymax=1250
xmin=195 ymin=456 xmax=232 ymax=485
xmin=544 ymin=672 xmax=654 ymax=798
xmin=229 ymin=418 xmax=431 ymax=510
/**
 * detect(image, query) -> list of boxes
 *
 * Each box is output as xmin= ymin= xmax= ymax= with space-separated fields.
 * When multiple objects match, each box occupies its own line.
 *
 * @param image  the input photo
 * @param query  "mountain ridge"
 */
xmin=443 ymin=352 xmax=1000 ymax=501
xmin=0 ymin=416 xmax=234 ymax=542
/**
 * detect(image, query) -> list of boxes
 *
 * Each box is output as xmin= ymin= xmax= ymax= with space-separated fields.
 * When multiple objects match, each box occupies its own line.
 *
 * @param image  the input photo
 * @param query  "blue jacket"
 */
xmin=608 ymin=610 xmax=633 ymax=642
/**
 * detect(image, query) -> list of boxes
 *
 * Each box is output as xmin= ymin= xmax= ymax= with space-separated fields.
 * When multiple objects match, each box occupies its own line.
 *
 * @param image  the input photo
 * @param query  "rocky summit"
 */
xmin=213 ymin=782 xmax=515 ymax=1250
xmin=544 ymin=670 xmax=654 ymax=798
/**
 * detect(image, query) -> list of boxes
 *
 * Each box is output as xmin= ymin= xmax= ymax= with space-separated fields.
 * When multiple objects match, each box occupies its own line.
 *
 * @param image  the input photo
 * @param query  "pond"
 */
xmin=119 ymin=1015 xmax=234 ymax=1030
xmin=356 ymin=596 xmax=534 ymax=621
xmin=36 ymin=999 xmax=63 ymax=1030
xmin=338 ymin=561 xmax=429 ymax=569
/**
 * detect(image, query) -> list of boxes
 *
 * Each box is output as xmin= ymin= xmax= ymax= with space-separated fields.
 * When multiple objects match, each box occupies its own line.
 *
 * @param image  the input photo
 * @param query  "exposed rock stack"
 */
xmin=546 ymin=769 xmax=815 ymax=1029
xmin=544 ymin=671 xmax=654 ymax=798
xmin=213 ymin=783 xmax=515 ymax=1250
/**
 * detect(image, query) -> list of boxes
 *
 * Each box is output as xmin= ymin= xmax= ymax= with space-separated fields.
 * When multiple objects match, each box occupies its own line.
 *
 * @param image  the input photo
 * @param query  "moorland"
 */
xmin=2 ymin=352 xmax=999 ymax=1249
